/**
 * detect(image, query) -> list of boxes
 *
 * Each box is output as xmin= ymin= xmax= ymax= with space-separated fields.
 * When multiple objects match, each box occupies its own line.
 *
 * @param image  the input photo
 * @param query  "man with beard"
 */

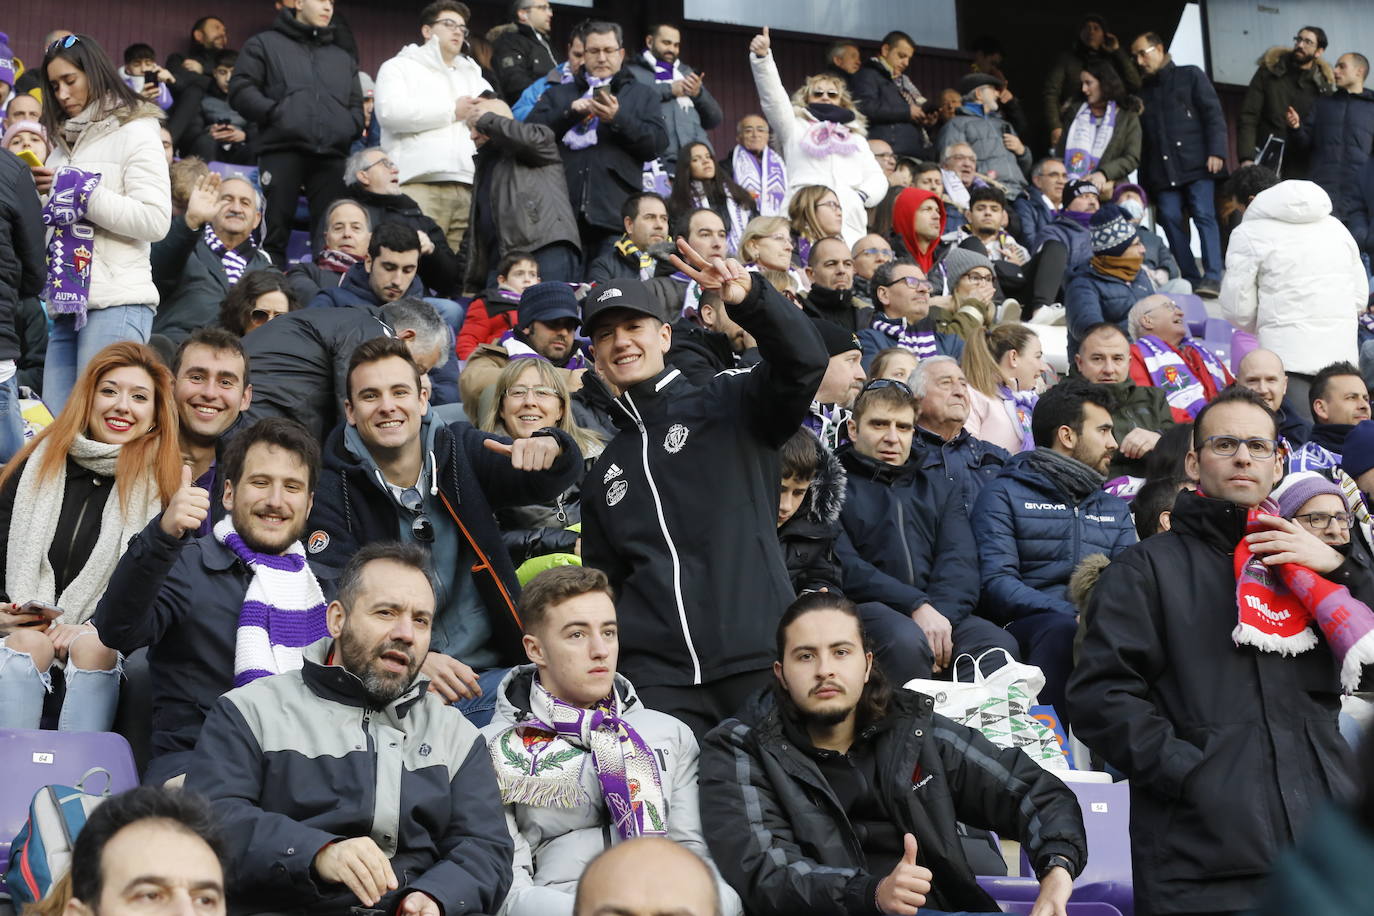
xmin=171 ymin=328 xmax=254 ymax=535
xmin=309 ymin=222 xmax=425 ymax=310
xmin=626 ymin=22 xmax=722 ymax=177
xmin=460 ymin=282 xmax=590 ymax=408
xmin=186 ymin=542 xmax=513 ymax=916
xmin=1074 ymin=322 xmax=1174 ymax=479
xmin=94 ymin=418 xmax=334 ymax=786
xmin=971 ymin=378 xmax=1137 ymax=711
xmin=699 ymin=593 xmax=1085 ymax=916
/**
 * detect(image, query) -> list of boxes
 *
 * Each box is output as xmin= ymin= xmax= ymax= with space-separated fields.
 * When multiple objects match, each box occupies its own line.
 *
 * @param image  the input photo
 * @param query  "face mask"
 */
xmin=1119 ymin=198 xmax=1145 ymax=221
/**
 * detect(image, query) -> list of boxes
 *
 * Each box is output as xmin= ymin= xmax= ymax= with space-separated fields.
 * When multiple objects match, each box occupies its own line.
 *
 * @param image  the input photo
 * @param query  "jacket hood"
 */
xmin=398 ymin=37 xmax=483 ymax=77
xmin=274 ymin=7 xmax=336 ymax=45
xmin=799 ymin=434 xmax=847 ymax=525
xmin=1258 ymin=45 xmax=1335 ymax=89
xmin=1244 ymin=179 xmax=1333 ymax=224
xmin=488 ymin=663 xmax=643 ymax=727
xmin=893 ymin=188 xmax=946 ymax=269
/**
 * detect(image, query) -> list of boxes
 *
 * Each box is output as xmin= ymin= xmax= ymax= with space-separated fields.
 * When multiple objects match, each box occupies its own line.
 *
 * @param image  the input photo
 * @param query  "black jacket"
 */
xmin=229 ymin=10 xmax=363 ymax=157
xmin=665 ymin=319 xmax=756 ymax=386
xmin=528 ymin=69 xmax=667 ymax=232
xmin=241 ymin=305 xmax=392 ymax=441
xmin=285 ymin=260 xmax=345 ymax=305
xmin=150 ymin=218 xmax=273 ymax=346
xmin=779 ymin=435 xmax=846 ymax=595
xmin=0 ymin=150 xmax=45 ymax=363
xmin=15 ymin=296 xmax=47 ymax=393
xmin=1137 ymin=60 xmax=1228 ymax=192
xmin=1066 ymin=489 xmax=1364 ymax=913
xmin=581 ymin=277 xmax=827 ymax=688
xmin=586 ymin=237 xmax=643 ymax=285
xmin=349 ymin=186 xmax=462 ymax=296
xmin=802 ymin=285 xmax=874 ymax=335
xmin=700 ymin=688 xmax=1087 ymax=916
xmin=490 ymin=22 xmax=558 ymax=104
xmin=834 ymin=445 xmax=980 ymax=623
xmin=1296 ymin=87 xmax=1374 ymax=220
xmin=912 ymin=425 xmax=1008 ymax=515
xmin=0 ymin=459 xmax=115 ymax=601
xmin=849 ymin=58 xmax=930 ymax=159
xmin=1237 ymin=48 xmax=1334 ymax=175
xmin=93 ymin=519 xmax=339 ymax=785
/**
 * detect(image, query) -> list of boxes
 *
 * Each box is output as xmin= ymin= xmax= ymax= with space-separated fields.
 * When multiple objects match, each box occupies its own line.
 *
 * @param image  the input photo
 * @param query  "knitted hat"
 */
xmin=941 ymin=246 xmax=995 ymax=292
xmin=1090 ymin=204 xmax=1139 ymax=256
xmin=2 ymin=119 xmax=45 ymax=150
xmin=1341 ymin=420 xmax=1374 ymax=481
xmin=811 ymin=318 xmax=861 ymax=358
xmin=0 ymin=34 xmax=14 ymax=89
xmin=1274 ymin=471 xmax=1348 ymax=520
xmin=358 ymin=71 xmax=375 ymax=99
xmin=519 ymin=281 xmax=580 ymax=330
xmin=1063 ymin=178 xmax=1100 ymax=207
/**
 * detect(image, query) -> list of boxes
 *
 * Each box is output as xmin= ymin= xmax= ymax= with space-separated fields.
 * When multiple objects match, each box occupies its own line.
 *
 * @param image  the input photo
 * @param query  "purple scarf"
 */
xmin=42 ymin=167 xmax=102 ymax=330
xmin=498 ymin=327 xmax=589 ymax=370
xmin=562 ymin=75 xmax=613 ymax=150
xmin=998 ymin=383 xmax=1038 ymax=452
xmin=1136 ymin=335 xmax=1230 ymax=420
xmin=732 ymin=143 xmax=787 ymax=216
xmin=203 ymin=224 xmax=252 ymax=285
xmin=871 ymin=313 xmax=938 ymax=358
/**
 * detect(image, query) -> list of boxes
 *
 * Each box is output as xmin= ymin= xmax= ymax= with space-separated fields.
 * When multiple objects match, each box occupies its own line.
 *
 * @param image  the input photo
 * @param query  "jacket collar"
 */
xmin=275 ymin=8 xmax=335 ymax=44
xmin=612 ymin=368 xmax=684 ymax=428
xmin=1169 ymin=488 xmax=1250 ymax=552
xmin=300 ymin=637 xmax=430 ymax=714
xmin=341 ymin=261 xmax=424 ymax=304
xmin=198 ymin=531 xmax=244 ymax=571
xmin=836 ymin=441 xmax=919 ymax=485
xmin=1310 ymin=422 xmax=1353 ymax=454
xmin=490 ymin=663 xmax=642 ymax=726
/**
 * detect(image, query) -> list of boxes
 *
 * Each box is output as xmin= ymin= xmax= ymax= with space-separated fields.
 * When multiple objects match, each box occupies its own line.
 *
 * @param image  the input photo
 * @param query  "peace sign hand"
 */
xmin=667 ymin=238 xmax=753 ymax=306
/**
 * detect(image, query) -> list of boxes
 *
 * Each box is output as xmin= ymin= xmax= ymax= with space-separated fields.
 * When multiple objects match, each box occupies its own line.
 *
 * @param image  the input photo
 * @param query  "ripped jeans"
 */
xmin=0 ymin=634 xmax=122 ymax=731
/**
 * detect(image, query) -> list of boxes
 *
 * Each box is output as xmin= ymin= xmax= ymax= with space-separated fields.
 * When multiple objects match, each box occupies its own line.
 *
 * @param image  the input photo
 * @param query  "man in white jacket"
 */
xmin=375 ymin=0 xmax=493 ymax=252
xmin=481 ymin=566 xmax=741 ymax=916
xmin=1220 ymin=174 xmax=1368 ymax=421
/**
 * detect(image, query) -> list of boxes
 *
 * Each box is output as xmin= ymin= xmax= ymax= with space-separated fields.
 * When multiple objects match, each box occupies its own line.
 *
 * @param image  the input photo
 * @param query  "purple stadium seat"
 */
xmin=0 ymin=730 xmax=139 ymax=890
xmin=1170 ymin=293 xmax=1208 ymax=337
xmin=1230 ymin=329 xmax=1259 ymax=374
xmin=206 ymin=161 xmax=260 ymax=192
xmin=286 ymin=230 xmax=313 ymax=266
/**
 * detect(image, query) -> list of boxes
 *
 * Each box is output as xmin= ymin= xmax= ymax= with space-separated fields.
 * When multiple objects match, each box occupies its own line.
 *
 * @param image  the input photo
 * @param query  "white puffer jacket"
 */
xmin=1220 ymin=180 xmax=1368 ymax=375
xmin=481 ymin=666 xmax=742 ymax=916
xmin=749 ymin=50 xmax=888 ymax=248
xmin=374 ymin=38 xmax=493 ymax=185
xmin=46 ymin=103 xmax=171 ymax=310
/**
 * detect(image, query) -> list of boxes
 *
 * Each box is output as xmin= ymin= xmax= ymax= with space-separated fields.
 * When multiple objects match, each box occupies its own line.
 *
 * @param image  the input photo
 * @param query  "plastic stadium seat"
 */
xmin=1170 ymin=293 xmax=1208 ymax=337
xmin=1230 ymin=329 xmax=1259 ymax=374
xmin=206 ymin=161 xmax=260 ymax=192
xmin=286 ymin=230 xmax=313 ymax=266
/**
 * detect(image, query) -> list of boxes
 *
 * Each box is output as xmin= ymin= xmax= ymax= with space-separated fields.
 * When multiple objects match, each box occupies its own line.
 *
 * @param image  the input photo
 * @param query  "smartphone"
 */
xmin=213 ymin=118 xmax=232 ymax=127
xmin=594 ymin=87 xmax=612 ymax=105
xmin=20 ymin=601 xmax=63 ymax=619
xmin=143 ymin=70 xmax=160 ymax=86
xmin=16 ymin=149 xmax=43 ymax=169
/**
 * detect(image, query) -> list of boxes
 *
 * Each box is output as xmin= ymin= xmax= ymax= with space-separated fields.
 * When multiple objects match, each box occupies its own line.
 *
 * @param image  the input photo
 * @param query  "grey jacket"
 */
xmin=625 ymin=53 xmax=723 ymax=170
xmin=150 ymin=217 xmax=273 ymax=345
xmin=936 ymin=107 xmax=1032 ymax=199
xmin=480 ymin=666 xmax=742 ymax=916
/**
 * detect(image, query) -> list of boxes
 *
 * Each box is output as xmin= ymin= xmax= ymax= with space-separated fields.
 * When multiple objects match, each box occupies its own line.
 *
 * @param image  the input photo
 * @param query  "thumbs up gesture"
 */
xmin=875 ymin=833 xmax=932 ymax=915
xmin=161 ymin=465 xmax=211 ymax=539
xmin=750 ymin=26 xmax=771 ymax=58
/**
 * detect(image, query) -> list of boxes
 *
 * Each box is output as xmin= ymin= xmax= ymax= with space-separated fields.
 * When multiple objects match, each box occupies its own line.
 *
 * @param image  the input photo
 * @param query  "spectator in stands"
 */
xmin=749 ymin=27 xmax=888 ymax=247
xmin=801 ymin=236 xmax=868 ymax=333
xmin=149 ymin=172 xmax=269 ymax=348
xmin=937 ymin=73 xmax=1031 ymax=201
xmin=1034 ymin=177 xmax=1098 ymax=278
xmin=667 ymin=288 xmax=757 ymax=385
xmin=738 ymin=215 xmax=802 ymax=300
xmin=310 ymin=222 xmax=425 ymax=313
xmin=0 ymin=132 xmax=44 ymax=462
xmin=1276 ymin=471 xmax=1358 ymax=550
xmin=1066 ymin=203 xmax=1154 ymax=360
xmin=954 ymin=185 xmax=1065 ymax=317
xmin=529 ymin=21 xmax=667 ymax=269
xmin=65 ymin=786 xmax=226 ymax=916
xmin=1069 ymin=386 xmax=1371 ymax=916
xmin=1289 ymin=361 xmax=1371 ymax=471
xmin=119 ymin=43 xmax=173 ymax=112
xmin=890 ymin=186 xmax=951 ymax=278
xmin=1058 ymin=57 xmax=1142 ymax=193
xmin=0 ymin=342 xmax=179 ymax=732
xmin=510 ymin=21 xmax=585 ymax=122
xmin=802 ymin=320 xmax=866 ymax=451
xmin=31 ymin=35 xmax=172 ymax=413
xmin=860 ymin=259 xmax=964 ymax=365
xmin=1128 ymin=294 xmax=1233 ymax=423
xmin=788 ymin=185 xmax=848 ymax=273
xmin=187 ymin=541 xmax=513 ymax=915
xmin=286 ymin=198 xmax=370 ymax=304
xmin=481 ymin=566 xmax=742 ymax=915
xmin=5 ymin=93 xmax=43 ymax=128
xmin=627 ymin=23 xmax=721 ymax=178
xmin=822 ymin=40 xmax=861 ymax=86
xmin=218 ymin=268 xmax=299 ymax=337
xmin=461 ymin=281 xmax=587 ymax=407
xmin=465 ymin=97 xmax=580 ymax=287
xmin=575 ymin=838 xmax=724 ymax=916
xmin=962 ymin=323 xmax=1045 ymax=454
xmin=588 ymin=192 xmax=669 ymax=284
xmin=913 ymin=356 xmax=1009 ymax=513
xmin=161 ymin=16 xmax=226 ymax=154
xmin=700 ymin=592 xmax=1085 ymax=916
xmin=342 ymin=146 xmax=461 ymax=297
xmin=243 ymin=298 xmax=447 ymax=441
xmin=374 ymin=2 xmax=491 ymax=256
xmin=456 ymin=251 xmax=541 ymax=359
xmin=643 ymin=208 xmax=729 ymax=320
xmin=580 ymin=246 xmax=826 ymax=737
xmin=851 ymin=30 xmax=933 ymax=161
xmin=668 ymin=140 xmax=757 ymax=254
xmin=1113 ymin=182 xmax=1189 ymax=293
xmin=727 ymin=113 xmax=787 ymax=217
xmin=1044 ymin=14 xmax=1140 ymax=148
xmin=1291 ymin=52 xmax=1374 ymax=223
xmin=1237 ymin=347 xmax=1311 ymax=445
xmin=492 ymin=0 xmax=557 ymax=105
xmin=851 ymin=233 xmax=893 ymax=303
xmin=1016 ymin=157 xmax=1067 ymax=248
xmin=1132 ymin=30 xmax=1227 ymax=298
xmin=1237 ymin=26 xmax=1332 ymax=174
xmin=231 ymin=0 xmax=361 ymax=266
xmin=1075 ymin=322 xmax=1175 ymax=477
xmin=973 ymin=378 xmax=1136 ymax=709
xmin=932 ymin=246 xmax=998 ymax=333
xmin=170 ymin=329 xmax=252 ymax=536
xmin=776 ymin=428 xmax=845 ymax=593
xmin=836 ymin=380 xmax=1019 ymax=682
xmin=188 ymin=50 xmax=252 ymax=167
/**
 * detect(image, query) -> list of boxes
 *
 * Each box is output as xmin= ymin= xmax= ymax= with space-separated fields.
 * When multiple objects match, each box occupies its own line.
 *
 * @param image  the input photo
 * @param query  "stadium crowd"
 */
xmin=2 ymin=5 xmax=1374 ymax=916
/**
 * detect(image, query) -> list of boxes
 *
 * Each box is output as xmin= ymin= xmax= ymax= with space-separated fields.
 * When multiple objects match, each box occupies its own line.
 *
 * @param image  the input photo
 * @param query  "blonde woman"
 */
xmin=961 ymin=323 xmax=1048 ymax=454
xmin=748 ymin=28 xmax=887 ymax=247
xmin=788 ymin=185 xmax=846 ymax=269
xmin=739 ymin=215 xmax=803 ymax=301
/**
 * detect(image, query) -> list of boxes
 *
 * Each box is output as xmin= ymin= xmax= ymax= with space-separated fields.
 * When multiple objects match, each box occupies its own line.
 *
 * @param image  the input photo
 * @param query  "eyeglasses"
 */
xmin=860 ymin=247 xmax=895 ymax=258
xmin=584 ymin=46 xmax=622 ymax=58
xmin=48 ymin=35 xmax=79 ymax=53
xmin=862 ymin=378 xmax=913 ymax=396
xmin=1293 ymin=35 xmax=1317 ymax=47
xmin=365 ymin=157 xmax=396 ymax=170
xmin=504 ymin=385 xmax=560 ymax=401
xmin=962 ymin=271 xmax=996 ymax=285
xmin=430 ymin=18 xmax=469 ymax=35
xmin=1201 ymin=435 xmax=1279 ymax=459
xmin=398 ymin=487 xmax=434 ymax=543
xmin=1295 ymin=511 xmax=1353 ymax=531
xmin=884 ymin=276 xmax=933 ymax=291
xmin=816 ymin=200 xmax=843 ymax=211
xmin=763 ymin=233 xmax=793 ymax=247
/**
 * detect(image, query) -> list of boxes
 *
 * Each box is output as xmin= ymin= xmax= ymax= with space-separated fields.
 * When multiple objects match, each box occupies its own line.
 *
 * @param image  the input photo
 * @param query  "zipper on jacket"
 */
xmin=894 ymin=501 xmax=916 ymax=584
xmin=1071 ymin=505 xmax=1082 ymax=566
xmin=621 ymin=390 xmax=702 ymax=684
xmin=58 ymin=479 xmax=100 ymax=586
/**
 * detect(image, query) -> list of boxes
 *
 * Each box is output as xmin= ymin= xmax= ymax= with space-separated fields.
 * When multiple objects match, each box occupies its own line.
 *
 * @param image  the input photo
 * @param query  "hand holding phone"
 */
xmin=16 ymin=149 xmax=44 ymax=169
xmin=20 ymin=601 xmax=63 ymax=620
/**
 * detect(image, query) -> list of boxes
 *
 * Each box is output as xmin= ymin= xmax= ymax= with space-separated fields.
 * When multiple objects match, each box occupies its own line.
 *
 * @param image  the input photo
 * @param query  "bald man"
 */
xmin=1237 ymin=348 xmax=1312 ymax=445
xmin=573 ymin=837 xmax=722 ymax=916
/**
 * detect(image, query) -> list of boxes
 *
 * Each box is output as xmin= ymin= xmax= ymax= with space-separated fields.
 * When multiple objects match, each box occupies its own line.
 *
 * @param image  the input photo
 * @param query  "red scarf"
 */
xmin=893 ymin=187 xmax=946 ymax=275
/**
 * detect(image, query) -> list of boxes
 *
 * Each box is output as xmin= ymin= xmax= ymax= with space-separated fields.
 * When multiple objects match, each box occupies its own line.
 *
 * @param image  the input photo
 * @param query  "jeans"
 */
xmin=1154 ymin=179 xmax=1222 ymax=285
xmin=0 ymin=640 xmax=121 ymax=732
xmin=0 ymin=374 xmax=25 ymax=464
xmin=451 ymin=666 xmax=510 ymax=728
xmin=44 ymin=305 xmax=155 ymax=414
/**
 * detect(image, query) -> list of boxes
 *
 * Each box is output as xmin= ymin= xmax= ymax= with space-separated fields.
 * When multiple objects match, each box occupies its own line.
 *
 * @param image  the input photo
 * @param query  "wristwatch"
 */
xmin=1035 ymin=854 xmax=1074 ymax=881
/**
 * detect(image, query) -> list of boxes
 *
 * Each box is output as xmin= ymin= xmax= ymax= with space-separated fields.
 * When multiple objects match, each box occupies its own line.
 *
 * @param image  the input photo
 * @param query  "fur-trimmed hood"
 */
xmin=801 ymin=434 xmax=847 ymax=525
xmin=1258 ymin=45 xmax=1334 ymax=90
xmin=1068 ymin=552 xmax=1111 ymax=614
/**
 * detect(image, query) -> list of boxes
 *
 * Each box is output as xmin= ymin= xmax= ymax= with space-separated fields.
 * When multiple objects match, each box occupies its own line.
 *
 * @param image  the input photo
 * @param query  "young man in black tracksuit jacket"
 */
xmin=581 ymin=255 xmax=827 ymax=737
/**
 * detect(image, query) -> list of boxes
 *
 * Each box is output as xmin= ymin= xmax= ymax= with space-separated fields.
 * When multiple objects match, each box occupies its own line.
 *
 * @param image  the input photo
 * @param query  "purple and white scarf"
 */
xmin=491 ymin=676 xmax=667 ymax=839
xmin=498 ymin=327 xmax=590 ymax=371
xmin=691 ymin=183 xmax=751 ymax=255
xmin=562 ymin=75 xmax=613 ymax=150
xmin=42 ymin=166 xmax=102 ymax=330
xmin=731 ymin=143 xmax=787 ymax=217
xmin=997 ymin=383 xmax=1038 ymax=452
xmin=799 ymin=118 xmax=863 ymax=158
xmin=642 ymin=49 xmax=691 ymax=111
xmin=202 ymin=224 xmax=251 ymax=285
xmin=1064 ymin=100 xmax=1118 ymax=180
xmin=1136 ymin=334 xmax=1230 ymax=420
xmin=214 ymin=517 xmax=329 ymax=688
xmin=871 ymin=313 xmax=938 ymax=359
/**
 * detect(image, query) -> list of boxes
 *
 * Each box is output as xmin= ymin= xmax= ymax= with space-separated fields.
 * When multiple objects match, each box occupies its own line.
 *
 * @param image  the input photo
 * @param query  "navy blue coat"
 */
xmin=1013 ymin=189 xmax=1056 ymax=252
xmin=1064 ymin=262 xmax=1156 ymax=358
xmin=1033 ymin=214 xmax=1093 ymax=270
xmin=1346 ymin=155 xmax=1374 ymax=253
xmin=834 ymin=444 xmax=980 ymax=623
xmin=1297 ymin=88 xmax=1374 ymax=221
xmin=1137 ymin=60 xmax=1228 ymax=192
xmin=971 ymin=451 xmax=1137 ymax=623
xmin=913 ymin=426 xmax=1008 ymax=516
xmin=850 ymin=58 xmax=930 ymax=159
xmin=307 ymin=260 xmax=424 ymax=309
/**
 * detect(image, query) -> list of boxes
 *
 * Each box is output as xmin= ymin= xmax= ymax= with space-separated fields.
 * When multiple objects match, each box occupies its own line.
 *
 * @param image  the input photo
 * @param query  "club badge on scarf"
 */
xmin=42 ymin=167 xmax=102 ymax=330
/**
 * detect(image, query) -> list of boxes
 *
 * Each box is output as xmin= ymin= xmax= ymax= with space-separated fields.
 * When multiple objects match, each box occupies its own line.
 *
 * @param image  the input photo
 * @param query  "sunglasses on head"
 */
xmin=48 ymin=35 xmax=79 ymax=53
xmin=862 ymin=378 xmax=913 ymax=396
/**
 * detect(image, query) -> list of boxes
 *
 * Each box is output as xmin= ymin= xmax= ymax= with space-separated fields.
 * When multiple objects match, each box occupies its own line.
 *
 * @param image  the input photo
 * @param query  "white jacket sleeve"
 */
xmin=664 ymin=725 xmax=745 ymax=916
xmin=854 ymin=146 xmax=889 ymax=209
xmin=1218 ymin=229 xmax=1260 ymax=334
xmin=1347 ymin=237 xmax=1369 ymax=314
xmin=86 ymin=119 xmax=171 ymax=243
xmin=375 ymin=58 xmax=455 ymax=135
xmin=750 ymin=51 xmax=796 ymax=152
xmin=495 ymin=807 xmax=575 ymax=916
